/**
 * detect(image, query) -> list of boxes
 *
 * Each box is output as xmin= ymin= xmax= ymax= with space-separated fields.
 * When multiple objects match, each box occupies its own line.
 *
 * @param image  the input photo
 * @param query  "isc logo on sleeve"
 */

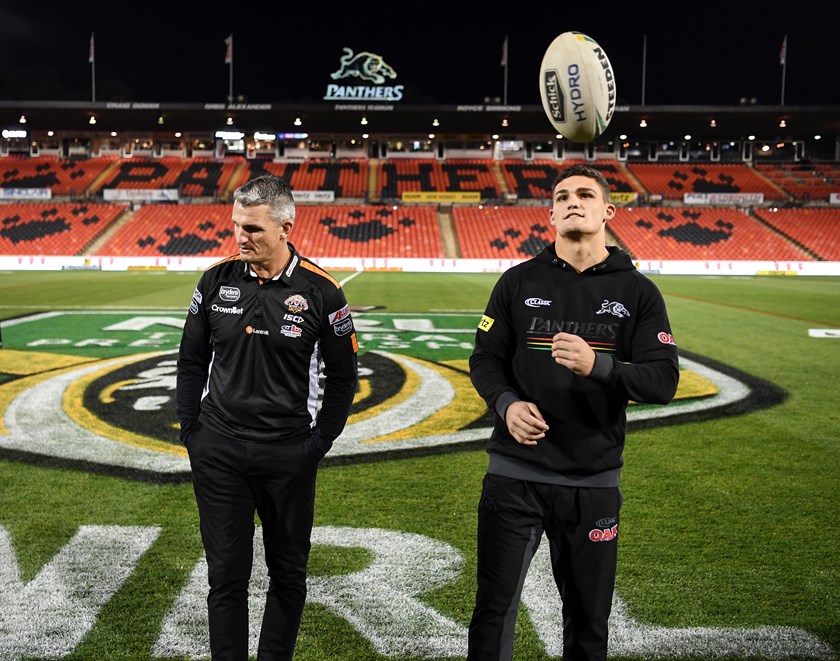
xmin=478 ymin=315 xmax=494 ymax=332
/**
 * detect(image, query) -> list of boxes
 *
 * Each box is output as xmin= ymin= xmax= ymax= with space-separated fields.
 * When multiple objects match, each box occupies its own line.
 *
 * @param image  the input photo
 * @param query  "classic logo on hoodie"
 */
xmin=524 ymin=297 xmax=552 ymax=307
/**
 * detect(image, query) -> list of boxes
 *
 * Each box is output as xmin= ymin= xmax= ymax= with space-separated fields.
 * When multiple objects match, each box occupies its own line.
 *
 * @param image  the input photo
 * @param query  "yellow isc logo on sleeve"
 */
xmin=478 ymin=315 xmax=494 ymax=332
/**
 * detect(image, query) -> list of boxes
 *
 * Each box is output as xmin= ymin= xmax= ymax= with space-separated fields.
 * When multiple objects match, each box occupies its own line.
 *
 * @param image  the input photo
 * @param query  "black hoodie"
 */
xmin=470 ymin=245 xmax=679 ymax=486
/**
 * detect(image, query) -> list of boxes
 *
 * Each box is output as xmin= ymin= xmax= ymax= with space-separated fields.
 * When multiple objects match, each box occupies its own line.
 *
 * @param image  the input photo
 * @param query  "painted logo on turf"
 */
xmin=0 ymin=312 xmax=784 ymax=480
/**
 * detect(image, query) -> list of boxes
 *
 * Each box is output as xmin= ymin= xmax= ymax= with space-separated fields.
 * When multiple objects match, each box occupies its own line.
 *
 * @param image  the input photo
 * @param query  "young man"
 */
xmin=467 ymin=164 xmax=679 ymax=660
xmin=176 ymin=175 xmax=358 ymax=660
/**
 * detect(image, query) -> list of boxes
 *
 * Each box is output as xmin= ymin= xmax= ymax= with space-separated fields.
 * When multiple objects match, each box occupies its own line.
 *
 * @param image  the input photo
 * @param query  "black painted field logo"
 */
xmin=0 ymin=311 xmax=785 ymax=481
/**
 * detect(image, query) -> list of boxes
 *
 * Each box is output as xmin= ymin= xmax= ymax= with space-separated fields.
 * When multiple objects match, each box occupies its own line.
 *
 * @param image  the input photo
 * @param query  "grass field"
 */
xmin=0 ymin=269 xmax=838 ymax=660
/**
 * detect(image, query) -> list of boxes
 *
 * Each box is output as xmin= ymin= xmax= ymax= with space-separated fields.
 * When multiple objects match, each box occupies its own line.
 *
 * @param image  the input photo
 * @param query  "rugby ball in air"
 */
xmin=539 ymin=31 xmax=616 ymax=143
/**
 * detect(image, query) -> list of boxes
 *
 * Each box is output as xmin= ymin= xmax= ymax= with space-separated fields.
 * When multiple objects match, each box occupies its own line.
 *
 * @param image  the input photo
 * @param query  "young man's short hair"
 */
xmin=552 ymin=165 xmax=611 ymax=202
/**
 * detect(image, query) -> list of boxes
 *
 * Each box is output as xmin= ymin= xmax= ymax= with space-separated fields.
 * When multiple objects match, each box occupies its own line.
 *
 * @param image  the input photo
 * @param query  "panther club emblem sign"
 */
xmin=324 ymin=47 xmax=404 ymax=102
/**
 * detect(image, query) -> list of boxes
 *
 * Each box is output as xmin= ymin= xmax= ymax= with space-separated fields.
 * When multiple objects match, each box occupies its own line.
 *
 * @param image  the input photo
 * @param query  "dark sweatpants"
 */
xmin=468 ymin=473 xmax=621 ymax=661
xmin=186 ymin=423 xmax=321 ymax=661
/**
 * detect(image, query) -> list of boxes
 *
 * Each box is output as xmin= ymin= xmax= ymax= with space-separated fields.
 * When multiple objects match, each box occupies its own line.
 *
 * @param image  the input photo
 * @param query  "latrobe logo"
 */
xmin=246 ymin=326 xmax=269 ymax=335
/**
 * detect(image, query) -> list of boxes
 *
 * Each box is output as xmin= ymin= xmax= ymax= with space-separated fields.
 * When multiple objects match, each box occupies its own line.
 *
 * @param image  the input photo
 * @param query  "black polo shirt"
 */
xmin=177 ymin=245 xmax=358 ymax=444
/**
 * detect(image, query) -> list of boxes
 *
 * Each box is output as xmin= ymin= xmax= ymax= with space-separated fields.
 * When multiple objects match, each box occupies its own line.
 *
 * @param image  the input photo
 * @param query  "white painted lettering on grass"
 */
xmin=154 ymin=526 xmax=467 ymax=658
xmin=307 ymin=526 xmax=467 ymax=657
xmin=522 ymin=535 xmax=835 ymax=659
xmin=4 ymin=525 xmax=830 ymax=659
xmin=0 ymin=525 xmax=160 ymax=660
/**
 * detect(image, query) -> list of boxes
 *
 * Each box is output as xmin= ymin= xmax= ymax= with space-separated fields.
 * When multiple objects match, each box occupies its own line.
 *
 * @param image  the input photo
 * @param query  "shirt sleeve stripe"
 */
xmin=205 ymin=254 xmax=241 ymax=272
xmin=299 ymin=260 xmax=341 ymax=288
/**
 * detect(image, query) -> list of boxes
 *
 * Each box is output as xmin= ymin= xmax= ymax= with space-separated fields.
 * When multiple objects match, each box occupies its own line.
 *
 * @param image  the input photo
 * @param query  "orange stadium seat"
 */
xmin=378 ymin=159 xmax=499 ymax=198
xmin=92 ymin=157 xmax=242 ymax=198
xmin=1 ymin=154 xmax=836 ymax=263
xmin=452 ymin=205 xmax=553 ymax=259
xmin=94 ymin=203 xmax=444 ymax=259
xmin=293 ymin=205 xmax=443 ymax=259
xmin=607 ymin=206 xmax=811 ymax=261
xmin=500 ymin=159 xmax=639 ymax=200
xmin=0 ymin=155 xmax=117 ymax=196
xmin=754 ymin=163 xmax=840 ymax=202
xmin=0 ymin=202 xmax=126 ymax=255
xmin=754 ymin=207 xmax=840 ymax=260
xmin=233 ymin=159 xmax=369 ymax=198
xmin=627 ymin=163 xmax=784 ymax=200
xmin=94 ymin=204 xmax=234 ymax=257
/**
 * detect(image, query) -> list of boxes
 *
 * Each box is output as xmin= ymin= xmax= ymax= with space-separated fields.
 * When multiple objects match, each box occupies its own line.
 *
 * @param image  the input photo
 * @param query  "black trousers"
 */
xmin=186 ymin=423 xmax=322 ymax=661
xmin=468 ymin=473 xmax=621 ymax=661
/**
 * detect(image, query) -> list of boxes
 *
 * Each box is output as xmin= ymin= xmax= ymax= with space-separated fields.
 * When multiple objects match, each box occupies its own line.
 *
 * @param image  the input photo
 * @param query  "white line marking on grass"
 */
xmin=339 ymin=271 xmax=362 ymax=287
xmin=808 ymin=328 xmax=840 ymax=338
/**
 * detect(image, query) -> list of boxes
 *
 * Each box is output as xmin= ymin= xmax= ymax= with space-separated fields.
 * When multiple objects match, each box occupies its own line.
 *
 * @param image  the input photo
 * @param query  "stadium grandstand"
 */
xmin=1 ymin=100 xmax=839 ymax=271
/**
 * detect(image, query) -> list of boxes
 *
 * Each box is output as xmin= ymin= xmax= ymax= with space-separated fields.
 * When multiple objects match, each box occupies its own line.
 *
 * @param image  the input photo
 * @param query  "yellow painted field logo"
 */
xmin=0 ymin=312 xmax=785 ymax=480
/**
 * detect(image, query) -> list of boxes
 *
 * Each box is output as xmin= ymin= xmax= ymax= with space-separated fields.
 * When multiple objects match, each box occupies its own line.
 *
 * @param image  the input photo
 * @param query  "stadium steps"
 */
xmin=437 ymin=207 xmax=461 ymax=258
xmin=367 ymin=157 xmax=380 ymax=201
xmin=618 ymin=162 xmax=650 ymax=199
xmin=606 ymin=227 xmax=634 ymax=259
xmin=219 ymin=159 xmax=248 ymax=199
xmin=750 ymin=210 xmax=822 ymax=260
xmin=750 ymin=163 xmax=793 ymax=203
xmin=82 ymin=206 xmax=135 ymax=255
xmin=88 ymin=159 xmax=123 ymax=196
xmin=490 ymin=161 xmax=510 ymax=198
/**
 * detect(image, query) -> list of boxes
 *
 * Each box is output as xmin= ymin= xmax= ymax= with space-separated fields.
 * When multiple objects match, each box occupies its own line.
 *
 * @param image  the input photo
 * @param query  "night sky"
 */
xmin=2 ymin=2 xmax=840 ymax=107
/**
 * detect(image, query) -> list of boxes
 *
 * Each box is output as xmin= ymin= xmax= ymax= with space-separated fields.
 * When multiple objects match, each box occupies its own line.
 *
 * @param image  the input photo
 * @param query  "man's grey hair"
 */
xmin=233 ymin=175 xmax=296 ymax=225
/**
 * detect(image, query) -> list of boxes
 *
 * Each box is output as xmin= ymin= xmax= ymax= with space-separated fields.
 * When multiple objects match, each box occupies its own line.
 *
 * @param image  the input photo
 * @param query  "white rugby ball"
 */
xmin=539 ymin=31 xmax=617 ymax=143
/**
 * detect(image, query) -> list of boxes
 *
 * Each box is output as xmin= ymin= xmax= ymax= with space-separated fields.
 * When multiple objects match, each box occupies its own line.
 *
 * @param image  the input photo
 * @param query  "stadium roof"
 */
xmin=3 ymin=100 xmax=839 ymax=144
